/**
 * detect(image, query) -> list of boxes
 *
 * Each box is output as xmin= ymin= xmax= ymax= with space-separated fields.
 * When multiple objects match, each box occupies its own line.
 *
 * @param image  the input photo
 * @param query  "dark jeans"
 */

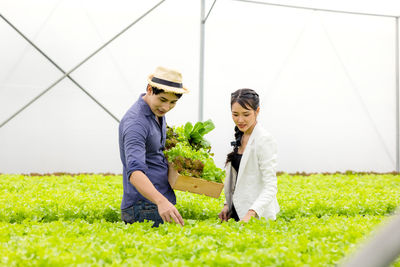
xmin=121 ymin=201 xmax=163 ymax=227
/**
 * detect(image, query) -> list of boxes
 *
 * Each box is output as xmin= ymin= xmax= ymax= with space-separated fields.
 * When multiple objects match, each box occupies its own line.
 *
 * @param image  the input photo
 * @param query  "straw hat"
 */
xmin=148 ymin=66 xmax=189 ymax=94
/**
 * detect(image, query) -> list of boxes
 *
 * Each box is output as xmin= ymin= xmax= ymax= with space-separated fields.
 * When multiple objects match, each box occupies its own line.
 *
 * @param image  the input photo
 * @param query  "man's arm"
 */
xmin=130 ymin=171 xmax=184 ymax=226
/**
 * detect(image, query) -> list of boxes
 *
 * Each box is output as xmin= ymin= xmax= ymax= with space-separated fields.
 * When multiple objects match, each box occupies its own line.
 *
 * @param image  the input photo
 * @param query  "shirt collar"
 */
xmin=138 ymin=93 xmax=154 ymax=117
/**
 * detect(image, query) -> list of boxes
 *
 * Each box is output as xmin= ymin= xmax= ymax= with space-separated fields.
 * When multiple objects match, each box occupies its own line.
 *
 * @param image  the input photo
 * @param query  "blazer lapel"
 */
xmin=235 ymin=123 xmax=260 ymax=185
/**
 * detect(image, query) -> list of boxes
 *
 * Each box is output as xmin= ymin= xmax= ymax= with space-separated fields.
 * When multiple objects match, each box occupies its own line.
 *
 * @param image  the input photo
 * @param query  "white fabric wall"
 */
xmin=204 ymin=1 xmax=397 ymax=173
xmin=0 ymin=0 xmax=398 ymax=173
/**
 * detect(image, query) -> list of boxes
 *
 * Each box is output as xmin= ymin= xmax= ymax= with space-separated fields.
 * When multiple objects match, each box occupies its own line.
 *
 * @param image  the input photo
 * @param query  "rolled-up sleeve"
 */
xmin=123 ymin=121 xmax=149 ymax=179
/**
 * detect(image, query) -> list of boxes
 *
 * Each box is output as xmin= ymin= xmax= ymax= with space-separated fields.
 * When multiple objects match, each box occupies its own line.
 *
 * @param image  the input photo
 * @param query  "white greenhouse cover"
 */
xmin=1 ymin=0 xmax=400 ymax=173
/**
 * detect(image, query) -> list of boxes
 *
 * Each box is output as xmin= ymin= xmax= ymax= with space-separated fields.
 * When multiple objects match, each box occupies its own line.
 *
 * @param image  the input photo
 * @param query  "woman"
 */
xmin=218 ymin=88 xmax=280 ymax=222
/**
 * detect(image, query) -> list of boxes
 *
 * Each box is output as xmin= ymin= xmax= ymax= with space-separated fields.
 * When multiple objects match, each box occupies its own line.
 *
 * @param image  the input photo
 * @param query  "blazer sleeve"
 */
xmin=224 ymin=162 xmax=237 ymax=209
xmin=249 ymin=134 xmax=278 ymax=217
xmin=224 ymin=164 xmax=231 ymax=206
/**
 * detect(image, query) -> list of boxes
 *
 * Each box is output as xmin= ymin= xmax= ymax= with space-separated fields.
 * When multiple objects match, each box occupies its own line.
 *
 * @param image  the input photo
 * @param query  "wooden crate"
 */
xmin=168 ymin=164 xmax=224 ymax=198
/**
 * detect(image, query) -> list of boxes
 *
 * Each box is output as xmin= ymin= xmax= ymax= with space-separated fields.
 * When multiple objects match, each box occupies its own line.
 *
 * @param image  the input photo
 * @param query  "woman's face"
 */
xmin=231 ymin=102 xmax=259 ymax=134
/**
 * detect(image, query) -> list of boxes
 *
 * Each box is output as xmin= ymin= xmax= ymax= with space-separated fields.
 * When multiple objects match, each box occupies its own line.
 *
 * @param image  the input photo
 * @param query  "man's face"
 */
xmin=145 ymin=88 xmax=179 ymax=117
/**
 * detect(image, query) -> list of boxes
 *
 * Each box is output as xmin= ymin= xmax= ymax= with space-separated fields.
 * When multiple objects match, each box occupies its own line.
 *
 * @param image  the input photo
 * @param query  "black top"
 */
xmin=231 ymin=151 xmax=242 ymax=173
xmin=230 ymin=151 xmax=242 ymax=222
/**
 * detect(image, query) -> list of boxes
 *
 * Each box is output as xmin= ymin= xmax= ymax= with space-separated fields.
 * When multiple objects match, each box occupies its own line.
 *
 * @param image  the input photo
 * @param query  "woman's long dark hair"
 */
xmin=226 ymin=88 xmax=260 ymax=165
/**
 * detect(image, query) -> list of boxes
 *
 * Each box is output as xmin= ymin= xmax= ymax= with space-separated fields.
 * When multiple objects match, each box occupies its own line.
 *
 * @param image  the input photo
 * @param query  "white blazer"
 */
xmin=224 ymin=123 xmax=280 ymax=220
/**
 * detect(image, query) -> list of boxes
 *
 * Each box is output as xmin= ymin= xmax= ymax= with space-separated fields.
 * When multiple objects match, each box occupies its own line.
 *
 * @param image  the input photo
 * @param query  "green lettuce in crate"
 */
xmin=164 ymin=120 xmax=225 ymax=183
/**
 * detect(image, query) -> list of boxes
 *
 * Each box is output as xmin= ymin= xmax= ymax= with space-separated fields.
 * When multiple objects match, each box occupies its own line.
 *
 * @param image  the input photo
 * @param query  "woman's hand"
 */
xmin=240 ymin=209 xmax=257 ymax=223
xmin=218 ymin=204 xmax=229 ymax=222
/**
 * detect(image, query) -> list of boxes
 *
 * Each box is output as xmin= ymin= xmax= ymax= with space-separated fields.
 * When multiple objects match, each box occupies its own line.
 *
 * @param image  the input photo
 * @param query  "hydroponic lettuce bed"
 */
xmin=1 ymin=173 xmax=399 ymax=266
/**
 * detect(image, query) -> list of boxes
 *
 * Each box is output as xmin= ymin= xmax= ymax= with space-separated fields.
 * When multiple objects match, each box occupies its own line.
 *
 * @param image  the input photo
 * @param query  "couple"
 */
xmin=119 ymin=66 xmax=279 ymax=227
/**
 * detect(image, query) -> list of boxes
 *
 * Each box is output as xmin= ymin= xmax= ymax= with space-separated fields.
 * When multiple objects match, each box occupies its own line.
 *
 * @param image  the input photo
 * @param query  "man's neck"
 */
xmin=156 ymin=115 xmax=162 ymax=126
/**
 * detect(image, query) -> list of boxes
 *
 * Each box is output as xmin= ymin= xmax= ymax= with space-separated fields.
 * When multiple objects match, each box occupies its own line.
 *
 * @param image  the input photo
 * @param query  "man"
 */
xmin=119 ymin=66 xmax=189 ymax=227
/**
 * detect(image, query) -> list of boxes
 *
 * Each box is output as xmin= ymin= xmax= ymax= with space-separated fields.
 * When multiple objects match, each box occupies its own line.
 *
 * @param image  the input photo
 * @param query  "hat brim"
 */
xmin=148 ymin=74 xmax=189 ymax=94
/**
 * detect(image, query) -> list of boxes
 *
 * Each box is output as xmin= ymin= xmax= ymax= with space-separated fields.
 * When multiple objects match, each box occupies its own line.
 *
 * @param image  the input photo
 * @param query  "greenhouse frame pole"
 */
xmin=0 ymin=0 xmax=165 ymax=129
xmin=199 ymin=0 xmax=205 ymax=122
xmin=396 ymin=17 xmax=399 ymax=172
xmin=342 ymin=209 xmax=400 ymax=267
xmin=234 ymin=0 xmax=396 ymax=18
xmin=199 ymin=0 xmax=217 ymax=122
xmin=0 ymin=14 xmax=120 ymax=124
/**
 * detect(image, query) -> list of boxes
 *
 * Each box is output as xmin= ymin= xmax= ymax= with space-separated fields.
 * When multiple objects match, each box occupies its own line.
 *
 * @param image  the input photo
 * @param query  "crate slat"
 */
xmin=168 ymin=163 xmax=224 ymax=198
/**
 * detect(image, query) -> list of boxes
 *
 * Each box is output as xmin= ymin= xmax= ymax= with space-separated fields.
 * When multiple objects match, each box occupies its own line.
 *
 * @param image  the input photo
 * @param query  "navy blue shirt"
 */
xmin=119 ymin=94 xmax=176 ymax=209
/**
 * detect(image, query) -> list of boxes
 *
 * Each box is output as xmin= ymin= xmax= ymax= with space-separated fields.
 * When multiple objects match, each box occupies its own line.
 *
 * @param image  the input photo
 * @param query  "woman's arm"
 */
xmin=249 ymin=134 xmax=278 ymax=217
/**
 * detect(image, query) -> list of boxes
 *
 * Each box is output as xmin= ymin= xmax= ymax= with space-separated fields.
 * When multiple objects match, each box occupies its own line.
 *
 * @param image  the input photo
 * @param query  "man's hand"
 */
xmin=129 ymin=171 xmax=184 ymax=226
xmin=218 ymin=204 xmax=229 ymax=222
xmin=240 ymin=209 xmax=257 ymax=223
xmin=157 ymin=199 xmax=184 ymax=226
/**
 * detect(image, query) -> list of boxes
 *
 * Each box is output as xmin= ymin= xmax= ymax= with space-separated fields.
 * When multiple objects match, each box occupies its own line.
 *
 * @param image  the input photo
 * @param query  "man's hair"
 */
xmin=147 ymin=84 xmax=183 ymax=99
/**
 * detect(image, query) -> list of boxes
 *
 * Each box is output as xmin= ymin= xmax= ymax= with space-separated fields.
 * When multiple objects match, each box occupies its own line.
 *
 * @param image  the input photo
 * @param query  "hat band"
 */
xmin=151 ymin=77 xmax=182 ymax=88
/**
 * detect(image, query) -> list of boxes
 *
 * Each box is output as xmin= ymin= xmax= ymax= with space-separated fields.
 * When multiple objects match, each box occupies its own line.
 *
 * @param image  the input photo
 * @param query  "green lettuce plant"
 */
xmin=164 ymin=120 xmax=224 ymax=183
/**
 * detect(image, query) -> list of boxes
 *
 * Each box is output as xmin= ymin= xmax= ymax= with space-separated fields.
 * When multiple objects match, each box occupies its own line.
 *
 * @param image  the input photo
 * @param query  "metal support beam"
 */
xmin=199 ymin=0 xmax=205 ymax=122
xmin=198 ymin=0 xmax=218 ymax=122
xmin=0 ymin=14 xmax=120 ymax=124
xmin=342 ymin=210 xmax=400 ymax=267
xmin=0 ymin=0 xmax=165 ymax=128
xmin=396 ymin=17 xmax=399 ymax=172
xmin=233 ymin=0 xmax=397 ymax=18
xmin=204 ymin=0 xmax=217 ymax=23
